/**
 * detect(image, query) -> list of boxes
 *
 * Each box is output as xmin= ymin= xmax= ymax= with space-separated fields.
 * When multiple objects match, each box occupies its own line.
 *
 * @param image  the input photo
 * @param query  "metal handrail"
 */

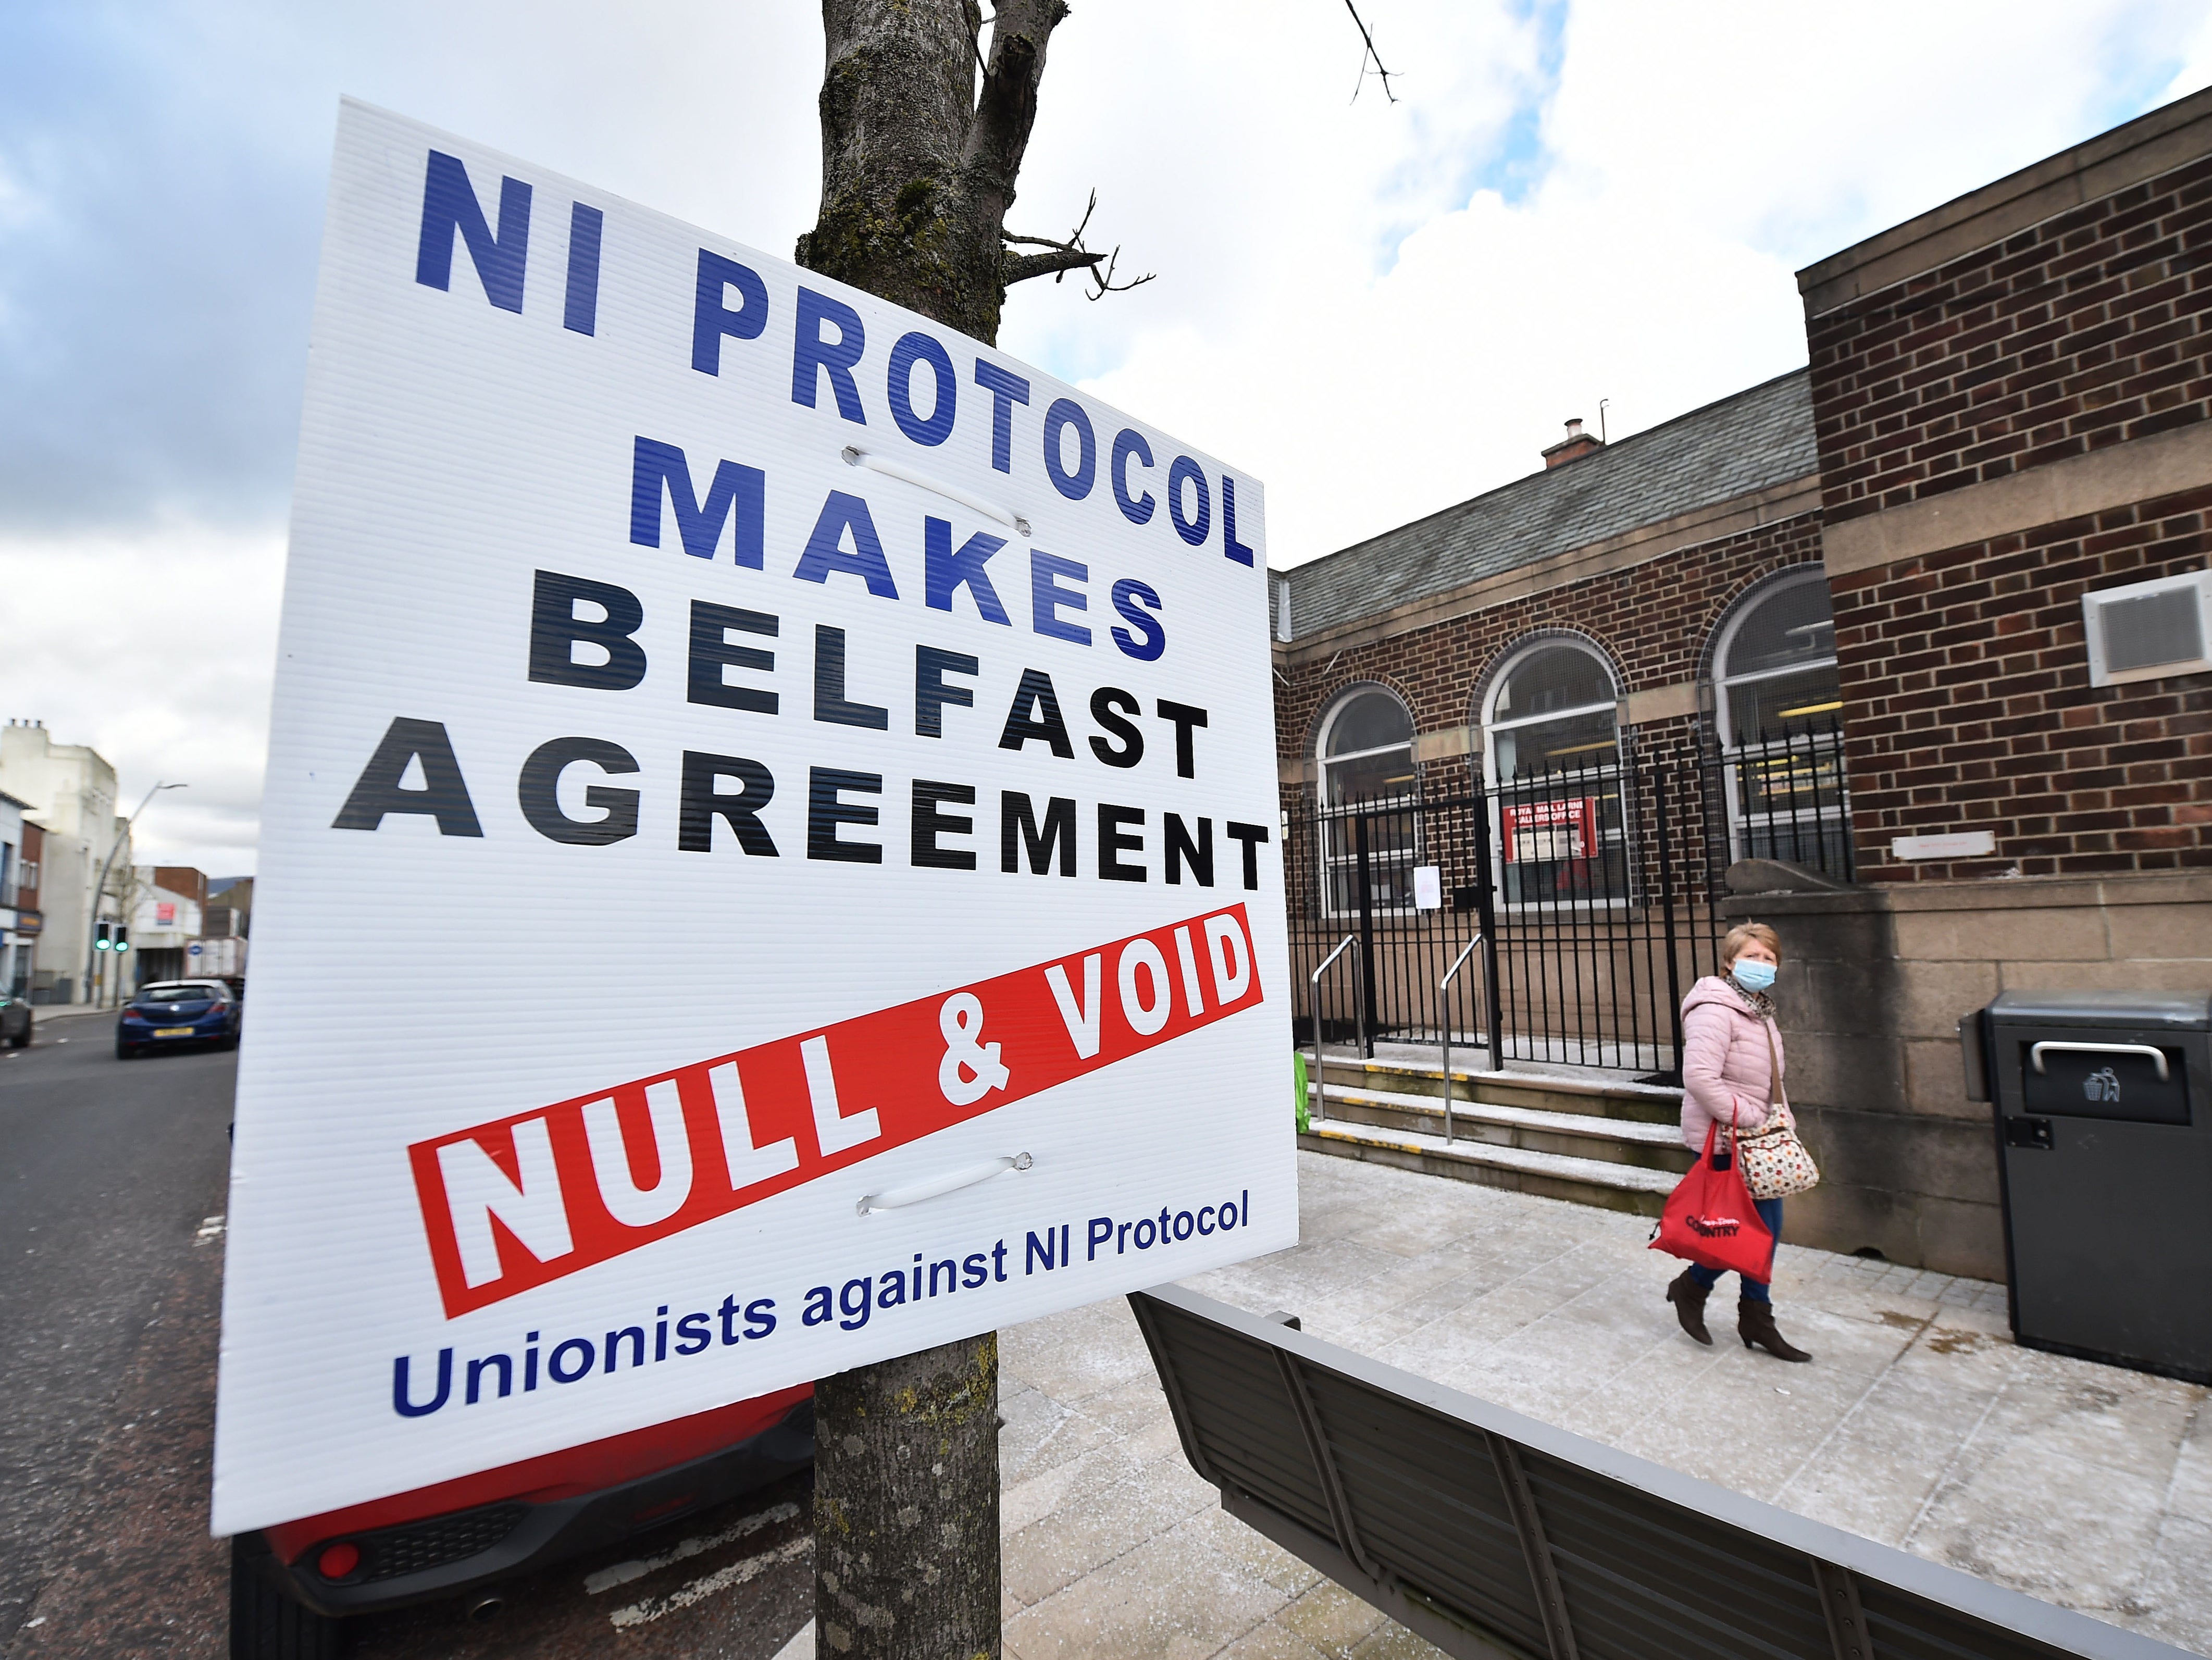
xmin=1309 ymin=936 xmax=1360 ymax=1127
xmin=1437 ymin=934 xmax=1483 ymax=1143
xmin=2031 ymin=1040 xmax=2171 ymax=1082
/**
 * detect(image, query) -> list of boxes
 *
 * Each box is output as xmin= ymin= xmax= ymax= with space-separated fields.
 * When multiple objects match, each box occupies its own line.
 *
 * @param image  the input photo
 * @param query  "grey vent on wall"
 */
xmin=2084 ymin=570 xmax=2212 ymax=687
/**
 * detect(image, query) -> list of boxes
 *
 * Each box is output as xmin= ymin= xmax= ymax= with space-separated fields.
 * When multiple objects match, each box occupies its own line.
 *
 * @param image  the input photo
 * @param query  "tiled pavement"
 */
xmin=995 ymin=1151 xmax=2212 ymax=1659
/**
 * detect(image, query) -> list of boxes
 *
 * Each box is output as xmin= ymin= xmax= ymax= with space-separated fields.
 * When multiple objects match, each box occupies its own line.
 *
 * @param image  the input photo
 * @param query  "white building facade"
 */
xmin=0 ymin=721 xmax=128 ymax=1005
xmin=131 ymin=868 xmax=209 ymax=987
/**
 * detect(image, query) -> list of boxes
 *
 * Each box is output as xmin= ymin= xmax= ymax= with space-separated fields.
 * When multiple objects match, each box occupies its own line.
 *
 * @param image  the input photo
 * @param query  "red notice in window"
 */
xmin=1502 ymin=797 xmax=1597 ymax=863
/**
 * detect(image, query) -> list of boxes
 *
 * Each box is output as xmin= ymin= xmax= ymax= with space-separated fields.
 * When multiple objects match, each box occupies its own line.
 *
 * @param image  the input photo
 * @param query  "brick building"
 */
xmin=1807 ymin=96 xmax=2212 ymax=884
xmin=1273 ymin=89 xmax=2212 ymax=1279
xmin=1275 ymin=367 xmax=1828 ymax=859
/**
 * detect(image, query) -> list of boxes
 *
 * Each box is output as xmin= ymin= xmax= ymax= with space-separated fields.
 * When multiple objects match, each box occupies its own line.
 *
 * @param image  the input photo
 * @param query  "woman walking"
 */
xmin=1664 ymin=922 xmax=1813 ymax=1362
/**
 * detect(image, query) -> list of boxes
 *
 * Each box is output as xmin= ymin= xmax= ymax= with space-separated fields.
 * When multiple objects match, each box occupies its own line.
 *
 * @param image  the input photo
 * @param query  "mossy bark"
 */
xmin=797 ymin=0 xmax=1071 ymax=347
xmin=813 ymin=1334 xmax=1001 ymax=1658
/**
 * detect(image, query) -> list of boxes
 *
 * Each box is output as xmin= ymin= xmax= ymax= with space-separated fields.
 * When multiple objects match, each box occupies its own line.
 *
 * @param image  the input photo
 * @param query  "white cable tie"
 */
xmin=856 ymin=1152 xmax=1033 ymax=1217
xmin=841 ymin=445 xmax=1032 ymax=537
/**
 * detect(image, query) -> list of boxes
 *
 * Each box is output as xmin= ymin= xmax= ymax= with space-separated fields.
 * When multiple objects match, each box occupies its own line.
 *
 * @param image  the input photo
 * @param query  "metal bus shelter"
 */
xmin=1129 ymin=1284 xmax=2191 ymax=1660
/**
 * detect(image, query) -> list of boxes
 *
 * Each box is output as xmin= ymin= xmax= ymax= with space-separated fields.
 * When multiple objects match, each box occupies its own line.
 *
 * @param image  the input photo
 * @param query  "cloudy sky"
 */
xmin=5 ymin=0 xmax=2211 ymax=876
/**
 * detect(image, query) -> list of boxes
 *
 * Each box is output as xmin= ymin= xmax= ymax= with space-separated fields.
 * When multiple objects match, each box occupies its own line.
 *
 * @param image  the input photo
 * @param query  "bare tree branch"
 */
xmin=1004 ymin=246 xmax=1104 ymax=285
xmin=804 ymin=1 xmax=1143 ymax=341
xmin=1003 ymin=188 xmax=1153 ymax=295
xmin=962 ymin=0 xmax=1068 ymax=206
xmin=805 ymin=0 xmax=1081 ymax=342
xmin=965 ymin=1 xmax=990 ymax=77
xmin=1084 ymin=244 xmax=1154 ymax=299
xmin=1344 ymin=0 xmax=1398 ymax=104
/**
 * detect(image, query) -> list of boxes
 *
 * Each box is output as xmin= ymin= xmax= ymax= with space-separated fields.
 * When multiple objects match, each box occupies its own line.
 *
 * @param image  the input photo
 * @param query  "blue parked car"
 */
xmin=117 ymin=979 xmax=241 ymax=1059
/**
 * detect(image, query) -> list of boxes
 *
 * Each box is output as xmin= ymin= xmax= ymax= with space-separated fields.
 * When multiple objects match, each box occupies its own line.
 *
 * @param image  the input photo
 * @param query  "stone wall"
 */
xmin=1725 ymin=869 xmax=2212 ymax=1280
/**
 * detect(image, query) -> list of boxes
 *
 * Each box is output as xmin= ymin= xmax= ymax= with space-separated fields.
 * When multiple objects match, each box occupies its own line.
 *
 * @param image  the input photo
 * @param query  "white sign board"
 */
xmin=212 ymin=102 xmax=1291 ymax=1533
xmin=1890 ymin=831 xmax=1996 ymax=860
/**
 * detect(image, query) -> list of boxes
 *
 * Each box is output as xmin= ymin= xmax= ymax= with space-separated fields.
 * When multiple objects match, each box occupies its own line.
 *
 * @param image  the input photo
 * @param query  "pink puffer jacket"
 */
xmin=1680 ymin=976 xmax=1794 ymax=1152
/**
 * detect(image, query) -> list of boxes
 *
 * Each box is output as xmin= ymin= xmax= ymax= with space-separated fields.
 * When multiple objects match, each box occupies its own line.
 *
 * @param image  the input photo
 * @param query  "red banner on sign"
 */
xmin=408 ymin=905 xmax=1262 ymax=1316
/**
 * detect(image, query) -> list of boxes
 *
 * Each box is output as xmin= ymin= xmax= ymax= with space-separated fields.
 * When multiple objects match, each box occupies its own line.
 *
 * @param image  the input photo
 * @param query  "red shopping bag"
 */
xmin=1650 ymin=1125 xmax=1773 ymax=1277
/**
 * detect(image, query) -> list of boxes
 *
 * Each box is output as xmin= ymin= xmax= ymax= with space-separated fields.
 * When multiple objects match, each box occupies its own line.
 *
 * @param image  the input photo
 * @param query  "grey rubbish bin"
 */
xmin=1962 ymin=989 xmax=2212 ymax=1383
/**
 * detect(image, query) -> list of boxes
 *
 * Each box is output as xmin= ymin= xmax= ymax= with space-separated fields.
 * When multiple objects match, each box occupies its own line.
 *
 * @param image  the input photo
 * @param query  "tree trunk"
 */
xmin=798 ymin=5 xmax=1070 ymax=1655
xmin=812 ymin=1335 xmax=1001 ymax=1658
xmin=798 ymin=0 xmax=1071 ymax=348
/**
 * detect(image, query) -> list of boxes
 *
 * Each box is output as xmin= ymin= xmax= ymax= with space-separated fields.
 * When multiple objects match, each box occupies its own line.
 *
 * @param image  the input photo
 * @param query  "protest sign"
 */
xmin=212 ymin=101 xmax=1289 ymax=1533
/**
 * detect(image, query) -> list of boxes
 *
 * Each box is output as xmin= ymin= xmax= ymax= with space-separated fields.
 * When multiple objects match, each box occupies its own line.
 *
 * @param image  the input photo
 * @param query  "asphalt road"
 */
xmin=0 ymin=1010 xmax=815 ymax=1660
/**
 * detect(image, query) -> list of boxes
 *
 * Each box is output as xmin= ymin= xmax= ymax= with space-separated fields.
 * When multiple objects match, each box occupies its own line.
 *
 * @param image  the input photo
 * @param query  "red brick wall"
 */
xmin=1833 ymin=486 xmax=2212 ymax=881
xmin=15 ymin=822 xmax=38 ymax=911
xmin=1272 ymin=513 xmax=1824 ymax=916
xmin=153 ymin=866 xmax=206 ymax=906
xmin=1273 ymin=512 xmax=1826 ymax=763
xmin=1807 ymin=154 xmax=2212 ymax=527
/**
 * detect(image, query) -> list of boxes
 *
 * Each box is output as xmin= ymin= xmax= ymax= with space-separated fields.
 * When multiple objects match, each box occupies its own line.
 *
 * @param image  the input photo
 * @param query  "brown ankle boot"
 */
xmin=1666 ymin=1269 xmax=1713 ymax=1345
xmin=1738 ymin=1298 xmax=1811 ymax=1362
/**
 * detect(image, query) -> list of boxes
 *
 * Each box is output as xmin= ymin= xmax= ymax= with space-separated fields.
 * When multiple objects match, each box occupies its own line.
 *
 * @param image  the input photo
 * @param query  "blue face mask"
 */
xmin=1733 ymin=958 xmax=1778 ymax=993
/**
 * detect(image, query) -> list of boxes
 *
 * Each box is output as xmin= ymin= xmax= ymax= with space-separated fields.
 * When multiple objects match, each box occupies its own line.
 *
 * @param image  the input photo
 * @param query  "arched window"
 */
xmin=1318 ymin=688 xmax=1415 ymax=806
xmin=1483 ymin=642 xmax=1619 ymax=780
xmin=1480 ymin=639 xmax=1627 ymax=905
xmin=1712 ymin=571 xmax=1849 ymax=874
xmin=1716 ymin=571 xmax=1840 ymax=743
xmin=1315 ymin=688 xmax=1418 ymax=914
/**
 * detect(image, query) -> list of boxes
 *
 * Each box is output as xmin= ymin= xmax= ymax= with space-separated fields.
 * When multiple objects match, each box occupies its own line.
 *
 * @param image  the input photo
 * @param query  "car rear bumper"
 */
xmin=119 ymin=1020 xmax=232 ymax=1044
xmin=239 ymin=1399 xmax=813 ymax=1618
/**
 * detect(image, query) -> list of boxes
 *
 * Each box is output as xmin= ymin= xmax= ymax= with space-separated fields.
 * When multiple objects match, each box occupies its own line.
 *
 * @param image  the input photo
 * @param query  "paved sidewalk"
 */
xmin=997 ymin=1152 xmax=2212 ymax=1659
xmin=24 ymin=1005 xmax=122 ymax=1032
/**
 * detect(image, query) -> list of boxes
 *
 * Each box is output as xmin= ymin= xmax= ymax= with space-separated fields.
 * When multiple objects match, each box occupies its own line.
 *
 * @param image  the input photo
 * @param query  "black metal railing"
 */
xmin=1724 ymin=720 xmax=1853 ymax=880
xmin=1286 ymin=726 xmax=1850 ymax=1083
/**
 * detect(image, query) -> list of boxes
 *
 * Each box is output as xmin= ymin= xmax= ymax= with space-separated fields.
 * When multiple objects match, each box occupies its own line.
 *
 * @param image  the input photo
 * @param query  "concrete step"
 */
xmin=1306 ymin=1083 xmax=1692 ymax=1175
xmin=1312 ymin=1056 xmax=1683 ymax=1126
xmin=1297 ymin=1120 xmax=1676 ymax=1217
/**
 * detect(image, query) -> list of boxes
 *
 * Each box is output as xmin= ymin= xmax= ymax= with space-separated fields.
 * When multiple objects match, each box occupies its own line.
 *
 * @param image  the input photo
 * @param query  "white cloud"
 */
xmin=2157 ymin=0 xmax=2212 ymax=97
xmin=1543 ymin=0 xmax=2206 ymax=263
xmin=0 ymin=522 xmax=283 ymax=876
xmin=1078 ymin=175 xmax=1810 ymax=564
xmin=0 ymin=2 xmax=825 ymax=531
xmin=1024 ymin=0 xmax=2212 ymax=564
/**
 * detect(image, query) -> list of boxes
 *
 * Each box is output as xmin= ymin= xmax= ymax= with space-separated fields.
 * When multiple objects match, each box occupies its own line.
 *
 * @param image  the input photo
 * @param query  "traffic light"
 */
xmin=94 ymin=921 xmax=112 ymax=951
xmin=114 ymin=926 xmax=129 ymax=955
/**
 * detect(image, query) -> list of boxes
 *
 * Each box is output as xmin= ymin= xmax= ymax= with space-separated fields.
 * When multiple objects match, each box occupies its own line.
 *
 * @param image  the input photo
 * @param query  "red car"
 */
xmin=229 ymin=1385 xmax=813 ymax=1658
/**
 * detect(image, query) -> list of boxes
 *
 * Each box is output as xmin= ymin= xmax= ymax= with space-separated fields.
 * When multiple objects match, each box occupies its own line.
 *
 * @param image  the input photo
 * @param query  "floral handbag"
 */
xmin=1734 ymin=1021 xmax=1820 ymax=1200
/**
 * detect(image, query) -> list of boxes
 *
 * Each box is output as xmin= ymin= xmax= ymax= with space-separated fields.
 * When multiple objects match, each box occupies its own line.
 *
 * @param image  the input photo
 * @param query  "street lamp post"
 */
xmin=84 ymin=781 xmax=187 ymax=1008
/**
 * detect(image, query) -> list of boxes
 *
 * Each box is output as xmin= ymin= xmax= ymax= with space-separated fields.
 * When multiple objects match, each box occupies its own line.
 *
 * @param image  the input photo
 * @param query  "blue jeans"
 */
xmin=1689 ymin=1197 xmax=1783 ymax=1303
